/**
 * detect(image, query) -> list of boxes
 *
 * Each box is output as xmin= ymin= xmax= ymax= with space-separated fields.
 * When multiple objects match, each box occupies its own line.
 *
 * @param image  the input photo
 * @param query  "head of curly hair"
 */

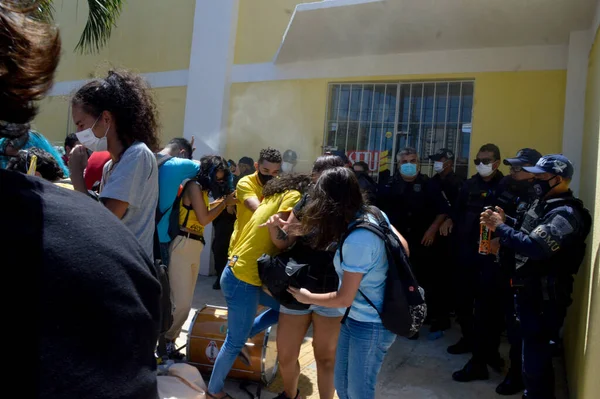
xmin=0 ymin=2 xmax=61 ymax=132
xmin=6 ymin=147 xmax=64 ymax=181
xmin=71 ymin=70 xmax=160 ymax=152
xmin=258 ymin=147 xmax=282 ymax=165
xmin=262 ymin=173 xmax=311 ymax=198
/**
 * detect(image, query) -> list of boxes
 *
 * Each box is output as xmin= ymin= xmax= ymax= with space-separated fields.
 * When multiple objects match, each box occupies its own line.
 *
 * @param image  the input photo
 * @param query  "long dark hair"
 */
xmin=262 ymin=173 xmax=312 ymax=199
xmin=302 ymin=167 xmax=368 ymax=249
xmin=196 ymin=155 xmax=232 ymax=197
xmin=71 ymin=70 xmax=160 ymax=152
xmin=312 ymin=155 xmax=345 ymax=175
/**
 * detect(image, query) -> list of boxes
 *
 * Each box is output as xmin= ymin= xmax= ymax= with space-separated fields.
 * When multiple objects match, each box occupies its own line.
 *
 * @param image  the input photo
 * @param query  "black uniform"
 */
xmin=449 ymin=171 xmax=504 ymax=353
xmin=429 ymin=170 xmax=463 ymax=329
xmin=495 ymin=191 xmax=591 ymax=399
xmin=494 ymin=176 xmax=537 ymax=377
xmin=377 ymin=173 xmax=450 ymax=328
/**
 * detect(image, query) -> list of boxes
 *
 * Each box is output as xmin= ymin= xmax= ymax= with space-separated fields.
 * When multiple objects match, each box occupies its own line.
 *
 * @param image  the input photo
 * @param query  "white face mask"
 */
xmin=281 ymin=161 xmax=294 ymax=173
xmin=76 ymin=116 xmax=109 ymax=152
xmin=476 ymin=163 xmax=494 ymax=177
xmin=433 ymin=161 xmax=445 ymax=173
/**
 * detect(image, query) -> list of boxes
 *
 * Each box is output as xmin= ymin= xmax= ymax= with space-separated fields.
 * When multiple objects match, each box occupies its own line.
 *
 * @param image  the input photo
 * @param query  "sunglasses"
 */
xmin=473 ymin=158 xmax=495 ymax=166
xmin=510 ymin=165 xmax=524 ymax=172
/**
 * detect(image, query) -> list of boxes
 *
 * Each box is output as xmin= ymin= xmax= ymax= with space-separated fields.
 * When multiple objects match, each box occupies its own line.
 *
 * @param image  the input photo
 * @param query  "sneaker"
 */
xmin=452 ymin=359 xmax=489 ymax=382
xmin=166 ymin=341 xmax=184 ymax=360
xmin=274 ymin=390 xmax=300 ymax=399
xmin=447 ymin=337 xmax=473 ymax=355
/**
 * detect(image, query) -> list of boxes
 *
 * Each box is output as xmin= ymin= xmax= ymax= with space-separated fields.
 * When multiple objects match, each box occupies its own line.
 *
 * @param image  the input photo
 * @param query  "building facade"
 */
xmin=34 ymin=1 xmax=599 ymax=396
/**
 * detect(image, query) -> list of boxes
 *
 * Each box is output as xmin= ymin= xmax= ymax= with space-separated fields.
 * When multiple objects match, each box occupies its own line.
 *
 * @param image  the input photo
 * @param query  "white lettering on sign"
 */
xmin=206 ymin=340 xmax=219 ymax=363
xmin=533 ymin=226 xmax=561 ymax=252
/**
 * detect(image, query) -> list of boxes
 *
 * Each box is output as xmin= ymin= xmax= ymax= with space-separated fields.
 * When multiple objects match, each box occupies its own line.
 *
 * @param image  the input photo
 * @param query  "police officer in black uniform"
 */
xmin=440 ymin=144 xmax=505 ymax=377
xmin=427 ymin=148 xmax=463 ymax=335
xmin=494 ymin=148 xmax=542 ymax=395
xmin=378 ymin=147 xmax=449 ymax=338
xmin=481 ymin=154 xmax=591 ymax=399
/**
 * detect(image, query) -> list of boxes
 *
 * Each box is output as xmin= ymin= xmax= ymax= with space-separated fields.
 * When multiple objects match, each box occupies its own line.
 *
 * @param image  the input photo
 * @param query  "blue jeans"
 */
xmin=207 ymin=266 xmax=280 ymax=394
xmin=334 ymin=318 xmax=396 ymax=399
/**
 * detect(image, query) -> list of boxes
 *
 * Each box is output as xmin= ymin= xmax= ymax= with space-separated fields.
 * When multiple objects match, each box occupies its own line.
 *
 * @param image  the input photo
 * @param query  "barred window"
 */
xmin=324 ymin=81 xmax=474 ymax=179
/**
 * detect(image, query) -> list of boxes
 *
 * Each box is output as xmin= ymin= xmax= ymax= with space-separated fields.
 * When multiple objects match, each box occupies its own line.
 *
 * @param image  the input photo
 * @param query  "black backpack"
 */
xmin=339 ymin=207 xmax=427 ymax=337
xmin=258 ymin=240 xmax=339 ymax=310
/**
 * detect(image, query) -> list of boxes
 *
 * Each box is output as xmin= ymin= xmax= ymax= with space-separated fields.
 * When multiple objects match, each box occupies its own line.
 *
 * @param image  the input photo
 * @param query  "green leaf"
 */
xmin=75 ymin=0 xmax=125 ymax=54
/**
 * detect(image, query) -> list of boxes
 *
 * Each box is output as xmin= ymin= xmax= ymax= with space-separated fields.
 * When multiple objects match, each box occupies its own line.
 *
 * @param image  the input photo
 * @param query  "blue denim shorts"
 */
xmin=280 ymin=304 xmax=345 ymax=318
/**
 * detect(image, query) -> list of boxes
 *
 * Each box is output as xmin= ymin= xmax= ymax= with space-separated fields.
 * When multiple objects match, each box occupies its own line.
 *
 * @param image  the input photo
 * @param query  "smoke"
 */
xmin=228 ymin=82 xmax=322 ymax=173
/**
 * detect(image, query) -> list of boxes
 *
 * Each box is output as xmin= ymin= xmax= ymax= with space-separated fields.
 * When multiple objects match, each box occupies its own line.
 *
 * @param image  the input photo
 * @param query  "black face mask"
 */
xmin=508 ymin=177 xmax=532 ymax=194
xmin=258 ymin=172 xmax=274 ymax=185
xmin=533 ymin=176 xmax=560 ymax=198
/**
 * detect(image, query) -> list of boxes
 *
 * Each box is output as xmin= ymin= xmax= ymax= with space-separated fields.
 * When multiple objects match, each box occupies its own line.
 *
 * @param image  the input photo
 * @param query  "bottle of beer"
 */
xmin=479 ymin=206 xmax=493 ymax=255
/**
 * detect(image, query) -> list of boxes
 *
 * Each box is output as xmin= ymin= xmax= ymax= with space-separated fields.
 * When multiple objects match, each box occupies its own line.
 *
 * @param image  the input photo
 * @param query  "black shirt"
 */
xmin=429 ymin=170 xmax=463 ymax=209
xmin=0 ymin=170 xmax=161 ymax=399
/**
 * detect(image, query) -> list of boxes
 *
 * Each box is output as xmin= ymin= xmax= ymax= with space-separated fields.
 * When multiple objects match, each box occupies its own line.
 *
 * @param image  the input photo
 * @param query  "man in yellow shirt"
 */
xmin=229 ymin=147 xmax=282 ymax=254
xmin=207 ymin=175 xmax=310 ymax=399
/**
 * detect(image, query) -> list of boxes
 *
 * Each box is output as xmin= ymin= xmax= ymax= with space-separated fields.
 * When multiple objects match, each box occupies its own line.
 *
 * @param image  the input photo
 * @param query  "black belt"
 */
xmin=177 ymin=230 xmax=205 ymax=244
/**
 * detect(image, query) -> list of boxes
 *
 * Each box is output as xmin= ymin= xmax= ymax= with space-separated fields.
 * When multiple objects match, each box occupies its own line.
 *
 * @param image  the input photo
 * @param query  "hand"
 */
xmin=421 ymin=228 xmax=437 ymax=247
xmin=490 ymin=237 xmax=500 ymax=255
xmin=259 ymin=214 xmax=290 ymax=231
xmin=494 ymin=206 xmax=506 ymax=222
xmin=68 ymin=145 xmax=88 ymax=174
xmin=439 ymin=219 xmax=453 ymax=236
xmin=287 ymin=287 xmax=313 ymax=304
xmin=225 ymin=193 xmax=237 ymax=206
xmin=480 ymin=209 xmax=504 ymax=232
xmin=189 ymin=136 xmax=196 ymax=157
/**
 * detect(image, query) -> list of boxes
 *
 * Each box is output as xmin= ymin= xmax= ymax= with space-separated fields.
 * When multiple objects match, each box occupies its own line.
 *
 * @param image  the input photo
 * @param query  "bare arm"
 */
xmin=186 ymin=183 xmax=235 ymax=226
xmin=244 ymin=196 xmax=260 ymax=212
xmin=102 ymin=198 xmax=129 ymax=219
xmin=391 ymin=224 xmax=410 ymax=256
xmin=289 ymin=271 xmax=363 ymax=308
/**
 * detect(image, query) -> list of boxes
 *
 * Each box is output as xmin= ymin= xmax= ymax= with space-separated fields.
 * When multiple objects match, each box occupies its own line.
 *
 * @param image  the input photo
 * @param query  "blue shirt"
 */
xmin=156 ymin=157 xmax=200 ymax=243
xmin=334 ymin=212 xmax=390 ymax=323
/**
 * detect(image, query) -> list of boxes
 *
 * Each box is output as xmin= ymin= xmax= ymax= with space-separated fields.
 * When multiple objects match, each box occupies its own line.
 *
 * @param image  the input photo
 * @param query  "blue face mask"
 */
xmin=400 ymin=163 xmax=418 ymax=177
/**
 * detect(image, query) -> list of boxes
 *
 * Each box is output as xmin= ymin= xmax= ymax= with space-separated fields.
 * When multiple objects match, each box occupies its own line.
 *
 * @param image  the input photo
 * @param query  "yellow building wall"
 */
xmin=33 ymin=87 xmax=188 ymax=148
xmin=52 ymin=0 xmax=195 ymax=81
xmin=564 ymin=26 xmax=600 ymax=399
xmin=234 ymin=0 xmax=316 ymax=64
xmin=226 ymin=70 xmax=566 ymax=174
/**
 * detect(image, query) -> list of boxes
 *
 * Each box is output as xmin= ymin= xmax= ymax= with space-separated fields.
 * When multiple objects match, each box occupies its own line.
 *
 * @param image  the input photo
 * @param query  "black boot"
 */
xmin=212 ymin=277 xmax=221 ymax=290
xmin=496 ymin=369 xmax=525 ymax=395
xmin=452 ymin=358 xmax=489 ymax=382
xmin=447 ymin=337 xmax=473 ymax=354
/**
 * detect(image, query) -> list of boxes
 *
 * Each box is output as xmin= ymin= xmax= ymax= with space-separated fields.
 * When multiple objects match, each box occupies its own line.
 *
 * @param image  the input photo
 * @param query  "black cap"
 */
xmin=238 ymin=156 xmax=254 ymax=166
xmin=429 ymin=148 xmax=455 ymax=161
xmin=523 ymin=154 xmax=574 ymax=179
xmin=503 ymin=148 xmax=542 ymax=167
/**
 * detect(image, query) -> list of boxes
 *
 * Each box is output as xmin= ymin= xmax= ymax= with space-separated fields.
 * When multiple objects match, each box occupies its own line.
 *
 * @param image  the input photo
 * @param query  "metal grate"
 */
xmin=323 ymin=81 xmax=474 ymax=180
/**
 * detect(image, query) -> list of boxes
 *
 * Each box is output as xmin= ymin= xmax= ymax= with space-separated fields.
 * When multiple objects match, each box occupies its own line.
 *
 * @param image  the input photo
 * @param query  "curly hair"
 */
xmin=258 ymin=147 xmax=282 ymax=164
xmin=71 ymin=69 xmax=160 ymax=152
xmin=6 ymin=147 xmax=64 ymax=181
xmin=0 ymin=2 xmax=61 ymax=128
xmin=301 ymin=167 xmax=369 ymax=249
xmin=262 ymin=173 xmax=312 ymax=198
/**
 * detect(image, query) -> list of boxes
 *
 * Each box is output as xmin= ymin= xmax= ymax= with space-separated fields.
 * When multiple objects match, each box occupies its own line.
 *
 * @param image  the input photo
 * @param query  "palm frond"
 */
xmin=32 ymin=0 xmax=55 ymax=23
xmin=75 ymin=0 xmax=125 ymax=54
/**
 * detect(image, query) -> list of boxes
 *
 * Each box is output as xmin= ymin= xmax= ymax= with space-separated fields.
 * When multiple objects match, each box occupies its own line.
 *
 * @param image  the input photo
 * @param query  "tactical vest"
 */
xmin=387 ymin=174 xmax=433 ymax=237
xmin=459 ymin=172 xmax=503 ymax=238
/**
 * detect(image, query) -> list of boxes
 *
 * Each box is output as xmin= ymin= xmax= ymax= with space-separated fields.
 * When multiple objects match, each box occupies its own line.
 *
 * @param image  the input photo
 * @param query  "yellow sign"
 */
xmin=385 ymin=131 xmax=392 ymax=139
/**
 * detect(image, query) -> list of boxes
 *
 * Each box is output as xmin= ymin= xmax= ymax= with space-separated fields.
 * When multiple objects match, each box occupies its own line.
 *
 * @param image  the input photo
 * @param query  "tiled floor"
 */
xmin=171 ymin=276 xmax=568 ymax=399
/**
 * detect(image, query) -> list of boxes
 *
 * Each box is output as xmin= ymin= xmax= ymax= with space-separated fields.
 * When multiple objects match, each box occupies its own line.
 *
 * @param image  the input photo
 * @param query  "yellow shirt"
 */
xmin=229 ymin=172 xmax=263 ymax=255
xmin=178 ymin=182 xmax=210 ymax=237
xmin=230 ymin=190 xmax=302 ymax=286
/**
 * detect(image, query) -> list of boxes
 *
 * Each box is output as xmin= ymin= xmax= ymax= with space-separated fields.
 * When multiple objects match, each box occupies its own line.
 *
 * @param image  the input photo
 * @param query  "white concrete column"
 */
xmin=184 ymin=0 xmax=239 ymax=276
xmin=561 ymin=30 xmax=591 ymax=195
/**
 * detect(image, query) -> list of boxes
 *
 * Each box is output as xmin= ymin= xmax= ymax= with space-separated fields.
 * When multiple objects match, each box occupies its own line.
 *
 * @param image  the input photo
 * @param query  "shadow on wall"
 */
xmin=228 ymin=82 xmax=324 ymax=172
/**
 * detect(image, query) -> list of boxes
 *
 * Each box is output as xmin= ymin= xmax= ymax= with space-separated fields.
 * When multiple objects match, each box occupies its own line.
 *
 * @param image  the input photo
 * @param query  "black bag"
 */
xmin=258 ymin=241 xmax=339 ymax=310
xmin=153 ymin=259 xmax=174 ymax=359
xmin=340 ymin=207 xmax=427 ymax=337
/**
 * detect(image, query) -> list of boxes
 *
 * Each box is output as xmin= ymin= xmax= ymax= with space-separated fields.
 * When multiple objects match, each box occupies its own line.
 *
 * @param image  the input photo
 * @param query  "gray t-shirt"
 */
xmin=100 ymin=142 xmax=158 ymax=258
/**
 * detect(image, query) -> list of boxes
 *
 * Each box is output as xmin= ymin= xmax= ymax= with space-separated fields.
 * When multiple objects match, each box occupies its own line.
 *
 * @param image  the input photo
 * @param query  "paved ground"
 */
xmin=172 ymin=276 xmax=569 ymax=399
